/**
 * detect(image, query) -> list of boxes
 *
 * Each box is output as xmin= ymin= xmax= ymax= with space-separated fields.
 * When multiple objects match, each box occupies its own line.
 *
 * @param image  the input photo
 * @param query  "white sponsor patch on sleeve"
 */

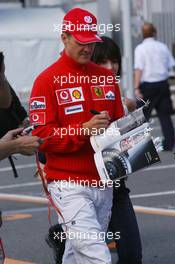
xmin=30 ymin=97 xmax=46 ymax=111
xmin=64 ymin=104 xmax=84 ymax=115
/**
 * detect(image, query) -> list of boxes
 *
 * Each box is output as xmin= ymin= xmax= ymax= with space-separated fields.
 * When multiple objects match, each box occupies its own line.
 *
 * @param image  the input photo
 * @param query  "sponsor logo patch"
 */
xmin=91 ymin=85 xmax=115 ymax=100
xmin=64 ymin=104 xmax=84 ymax=115
xmin=56 ymin=87 xmax=84 ymax=105
xmin=93 ymin=86 xmax=104 ymax=98
xmin=84 ymin=16 xmax=92 ymax=23
xmin=30 ymin=112 xmax=46 ymax=125
xmin=30 ymin=97 xmax=46 ymax=111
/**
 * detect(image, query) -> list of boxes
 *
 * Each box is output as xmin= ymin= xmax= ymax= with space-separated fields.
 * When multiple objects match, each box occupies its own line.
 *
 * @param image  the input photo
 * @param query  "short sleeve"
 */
xmin=134 ymin=46 xmax=145 ymax=70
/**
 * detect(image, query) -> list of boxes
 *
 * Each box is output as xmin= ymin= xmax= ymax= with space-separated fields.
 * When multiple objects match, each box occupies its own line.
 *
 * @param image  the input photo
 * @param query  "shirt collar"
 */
xmin=143 ymin=37 xmax=155 ymax=43
xmin=60 ymin=50 xmax=89 ymax=71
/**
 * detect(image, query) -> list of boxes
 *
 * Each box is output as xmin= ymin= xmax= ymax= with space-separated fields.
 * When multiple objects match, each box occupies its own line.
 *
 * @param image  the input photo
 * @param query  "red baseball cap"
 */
xmin=62 ymin=8 xmax=102 ymax=44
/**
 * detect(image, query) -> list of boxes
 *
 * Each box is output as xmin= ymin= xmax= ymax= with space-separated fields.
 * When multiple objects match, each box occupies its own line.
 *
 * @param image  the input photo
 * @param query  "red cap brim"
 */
xmin=72 ymin=31 xmax=103 ymax=44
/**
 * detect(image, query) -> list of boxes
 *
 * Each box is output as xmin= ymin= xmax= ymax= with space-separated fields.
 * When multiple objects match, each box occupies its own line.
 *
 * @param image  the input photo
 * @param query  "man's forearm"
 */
xmin=0 ymin=140 xmax=19 ymax=160
xmin=134 ymin=69 xmax=142 ymax=90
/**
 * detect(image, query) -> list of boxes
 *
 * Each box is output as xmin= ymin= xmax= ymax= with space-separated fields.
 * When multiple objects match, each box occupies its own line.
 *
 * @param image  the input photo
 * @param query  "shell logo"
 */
xmin=72 ymin=90 xmax=81 ymax=99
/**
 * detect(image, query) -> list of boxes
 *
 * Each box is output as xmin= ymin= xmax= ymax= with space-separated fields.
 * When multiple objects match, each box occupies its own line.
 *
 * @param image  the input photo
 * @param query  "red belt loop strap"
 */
xmin=35 ymin=151 xmax=65 ymax=225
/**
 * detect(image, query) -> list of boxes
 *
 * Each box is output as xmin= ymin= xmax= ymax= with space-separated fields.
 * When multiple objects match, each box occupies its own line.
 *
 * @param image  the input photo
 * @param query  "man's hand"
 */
xmin=134 ymin=88 xmax=143 ymax=99
xmin=1 ymin=128 xmax=24 ymax=141
xmin=1 ymin=128 xmax=41 ymax=155
xmin=0 ymin=128 xmax=41 ymax=159
xmin=15 ymin=136 xmax=41 ymax=155
xmin=134 ymin=69 xmax=143 ymax=99
xmin=82 ymin=111 xmax=110 ymax=136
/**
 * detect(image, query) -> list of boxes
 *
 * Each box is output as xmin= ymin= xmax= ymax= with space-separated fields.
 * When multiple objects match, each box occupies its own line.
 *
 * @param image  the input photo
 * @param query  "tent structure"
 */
xmin=0 ymin=8 xmax=65 ymax=101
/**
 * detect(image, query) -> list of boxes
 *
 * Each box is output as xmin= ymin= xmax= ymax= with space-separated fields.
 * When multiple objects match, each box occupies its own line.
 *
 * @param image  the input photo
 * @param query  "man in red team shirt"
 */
xmin=30 ymin=8 xmax=124 ymax=264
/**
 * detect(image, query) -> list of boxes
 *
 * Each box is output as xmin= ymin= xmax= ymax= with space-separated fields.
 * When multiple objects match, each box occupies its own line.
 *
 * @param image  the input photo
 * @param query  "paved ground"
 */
xmin=0 ymin=116 xmax=175 ymax=264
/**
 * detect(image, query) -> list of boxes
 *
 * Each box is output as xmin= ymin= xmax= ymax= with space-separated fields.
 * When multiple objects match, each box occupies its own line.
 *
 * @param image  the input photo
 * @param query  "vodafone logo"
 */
xmin=60 ymin=90 xmax=69 ymax=100
xmin=30 ymin=112 xmax=46 ymax=125
xmin=32 ymin=114 xmax=39 ymax=122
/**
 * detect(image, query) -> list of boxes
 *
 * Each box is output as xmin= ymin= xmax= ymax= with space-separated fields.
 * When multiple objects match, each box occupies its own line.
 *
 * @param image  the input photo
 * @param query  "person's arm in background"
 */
xmin=134 ymin=46 xmax=144 ymax=99
xmin=0 ymin=128 xmax=41 ymax=160
xmin=0 ymin=54 xmax=12 ymax=108
xmin=134 ymin=69 xmax=143 ymax=99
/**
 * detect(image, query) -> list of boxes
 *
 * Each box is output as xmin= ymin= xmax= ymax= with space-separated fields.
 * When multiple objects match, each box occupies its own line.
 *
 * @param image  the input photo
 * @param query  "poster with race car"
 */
xmin=90 ymin=107 xmax=161 ymax=182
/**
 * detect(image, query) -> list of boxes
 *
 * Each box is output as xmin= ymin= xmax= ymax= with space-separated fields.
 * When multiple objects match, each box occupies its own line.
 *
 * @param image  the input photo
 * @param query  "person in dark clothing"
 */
xmin=0 ymin=52 xmax=12 ymax=108
xmin=0 ymin=51 xmax=28 ymax=138
xmin=134 ymin=22 xmax=175 ymax=151
xmin=0 ymin=86 xmax=28 ymax=138
xmin=108 ymin=182 xmax=142 ymax=264
xmin=92 ymin=36 xmax=142 ymax=264
xmin=0 ymin=51 xmax=29 ymax=179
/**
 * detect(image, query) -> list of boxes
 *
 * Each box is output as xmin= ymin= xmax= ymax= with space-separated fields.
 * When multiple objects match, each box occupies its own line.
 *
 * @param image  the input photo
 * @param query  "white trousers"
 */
xmin=48 ymin=181 xmax=113 ymax=264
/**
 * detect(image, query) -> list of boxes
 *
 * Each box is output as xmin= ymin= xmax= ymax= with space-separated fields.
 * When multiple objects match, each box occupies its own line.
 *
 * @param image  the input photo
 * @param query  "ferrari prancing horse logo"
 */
xmin=94 ymin=87 xmax=103 ymax=97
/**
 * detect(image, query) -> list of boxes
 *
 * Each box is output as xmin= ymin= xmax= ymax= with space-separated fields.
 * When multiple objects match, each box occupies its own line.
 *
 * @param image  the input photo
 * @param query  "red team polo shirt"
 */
xmin=29 ymin=51 xmax=124 ymax=183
